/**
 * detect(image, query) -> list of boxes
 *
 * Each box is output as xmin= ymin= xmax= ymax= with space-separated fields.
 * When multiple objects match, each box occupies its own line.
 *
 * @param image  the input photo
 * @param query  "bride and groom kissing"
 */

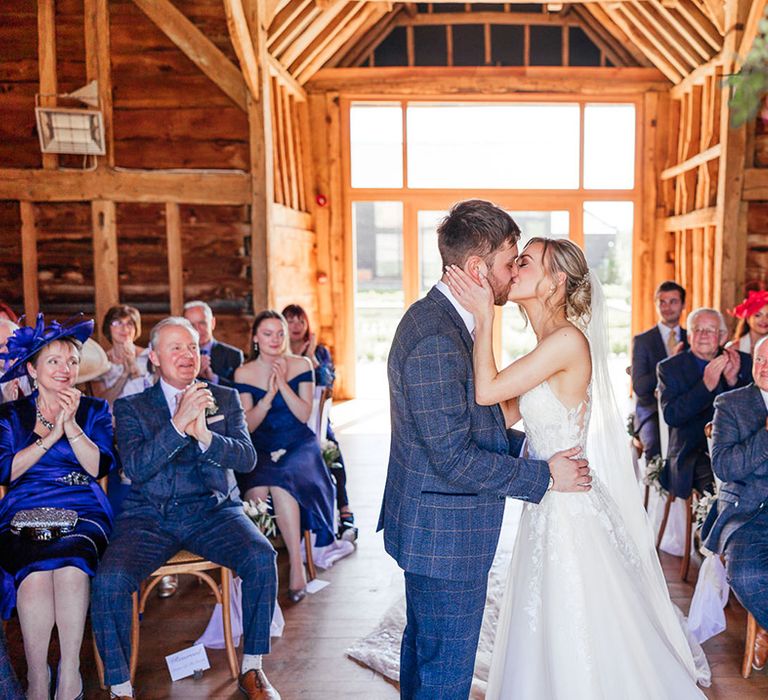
xmin=378 ymin=200 xmax=710 ymax=699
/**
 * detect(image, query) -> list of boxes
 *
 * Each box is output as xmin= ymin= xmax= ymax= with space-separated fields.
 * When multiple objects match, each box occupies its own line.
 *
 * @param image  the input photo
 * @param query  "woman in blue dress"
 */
xmin=0 ymin=315 xmax=116 ymax=700
xmin=282 ymin=304 xmax=357 ymax=541
xmin=234 ymin=310 xmax=335 ymax=603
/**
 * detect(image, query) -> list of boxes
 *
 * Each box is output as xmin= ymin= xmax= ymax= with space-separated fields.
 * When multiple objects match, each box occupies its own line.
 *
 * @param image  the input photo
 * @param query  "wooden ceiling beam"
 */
xmin=264 ymin=0 xmax=290 ymax=27
xmin=268 ymin=0 xmax=311 ymax=41
xmin=675 ymin=0 xmax=722 ymax=50
xmin=398 ymin=11 xmax=578 ymax=25
xmin=699 ymin=0 xmax=725 ymax=35
xmin=269 ymin=4 xmax=323 ymax=57
xmin=279 ymin=0 xmax=351 ymax=67
xmin=296 ymin=5 xmax=389 ymax=83
xmin=286 ymin=3 xmax=365 ymax=83
xmin=267 ymin=54 xmax=307 ymax=100
xmin=738 ymin=0 xmax=768 ymax=59
xmin=0 ymin=168 xmax=251 ymax=205
xmin=570 ymin=5 xmax=636 ymax=66
xmin=647 ymin=0 xmax=713 ymax=62
xmin=131 ymin=0 xmax=248 ymax=111
xmin=305 ymin=65 xmax=670 ymax=94
xmin=338 ymin=8 xmax=404 ymax=66
xmin=602 ymin=4 xmax=682 ymax=81
xmin=223 ymin=0 xmax=263 ymax=100
xmin=326 ymin=7 xmax=395 ymax=67
xmin=616 ymin=4 xmax=690 ymax=77
xmin=627 ymin=0 xmax=699 ymax=69
xmin=581 ymin=2 xmax=651 ymax=66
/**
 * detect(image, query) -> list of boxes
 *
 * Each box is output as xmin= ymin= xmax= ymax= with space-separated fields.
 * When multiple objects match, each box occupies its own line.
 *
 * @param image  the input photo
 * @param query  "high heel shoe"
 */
xmin=54 ymin=664 xmax=83 ymax=700
xmin=287 ymin=587 xmax=306 ymax=603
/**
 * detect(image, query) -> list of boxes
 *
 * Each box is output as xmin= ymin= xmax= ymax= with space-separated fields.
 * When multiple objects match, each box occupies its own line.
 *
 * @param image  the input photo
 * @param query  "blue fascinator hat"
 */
xmin=0 ymin=313 xmax=94 ymax=382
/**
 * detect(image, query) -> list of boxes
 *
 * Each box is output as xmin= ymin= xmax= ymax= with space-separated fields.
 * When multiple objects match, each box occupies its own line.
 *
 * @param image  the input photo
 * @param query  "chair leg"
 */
xmin=656 ymin=491 xmax=674 ymax=550
xmin=303 ymin=529 xmax=317 ymax=582
xmin=221 ymin=568 xmax=239 ymax=680
xmin=743 ymin=612 xmax=758 ymax=679
xmin=130 ymin=591 xmax=140 ymax=684
xmin=643 ymin=483 xmax=650 ymax=511
xmin=680 ymin=495 xmax=693 ymax=581
xmin=93 ymin=634 xmax=106 ymax=689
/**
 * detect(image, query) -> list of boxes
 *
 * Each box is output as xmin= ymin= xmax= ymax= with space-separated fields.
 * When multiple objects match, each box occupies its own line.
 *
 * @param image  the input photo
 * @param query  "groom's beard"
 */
xmin=487 ymin=271 xmax=513 ymax=305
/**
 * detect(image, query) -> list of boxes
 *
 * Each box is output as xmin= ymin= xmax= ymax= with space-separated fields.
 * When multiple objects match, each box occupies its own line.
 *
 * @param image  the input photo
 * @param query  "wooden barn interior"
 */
xmin=2 ymin=0 xmax=768 ymax=698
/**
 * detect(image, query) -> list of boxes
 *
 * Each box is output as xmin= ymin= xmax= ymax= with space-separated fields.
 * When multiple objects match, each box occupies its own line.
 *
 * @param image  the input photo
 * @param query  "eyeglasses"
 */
xmin=691 ymin=327 xmax=719 ymax=336
xmin=110 ymin=319 xmax=135 ymax=328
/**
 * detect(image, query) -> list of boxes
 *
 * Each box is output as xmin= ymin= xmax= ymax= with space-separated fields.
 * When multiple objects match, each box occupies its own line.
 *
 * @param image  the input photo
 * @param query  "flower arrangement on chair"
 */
xmin=243 ymin=498 xmax=277 ymax=538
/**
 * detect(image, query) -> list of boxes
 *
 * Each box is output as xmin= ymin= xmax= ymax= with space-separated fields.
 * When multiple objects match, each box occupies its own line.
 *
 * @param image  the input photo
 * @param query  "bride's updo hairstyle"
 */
xmin=524 ymin=237 xmax=592 ymax=329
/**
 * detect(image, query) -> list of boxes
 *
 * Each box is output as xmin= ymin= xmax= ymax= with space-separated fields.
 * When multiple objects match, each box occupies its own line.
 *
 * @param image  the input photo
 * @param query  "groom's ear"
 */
xmin=465 ymin=255 xmax=484 ymax=284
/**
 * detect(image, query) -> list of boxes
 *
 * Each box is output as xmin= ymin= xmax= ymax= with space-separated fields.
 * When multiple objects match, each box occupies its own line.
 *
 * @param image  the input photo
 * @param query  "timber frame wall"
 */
xmin=1 ymin=0 xmax=767 ymax=397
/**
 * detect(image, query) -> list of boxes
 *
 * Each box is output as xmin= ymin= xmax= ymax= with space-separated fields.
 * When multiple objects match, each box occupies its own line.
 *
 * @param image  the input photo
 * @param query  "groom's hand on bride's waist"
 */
xmin=547 ymin=447 xmax=591 ymax=493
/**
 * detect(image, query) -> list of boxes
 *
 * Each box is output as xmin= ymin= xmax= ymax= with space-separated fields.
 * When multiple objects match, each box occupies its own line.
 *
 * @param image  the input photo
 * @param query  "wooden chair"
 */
xmin=742 ymin=611 xmax=759 ymax=679
xmin=94 ymin=551 xmax=239 ymax=688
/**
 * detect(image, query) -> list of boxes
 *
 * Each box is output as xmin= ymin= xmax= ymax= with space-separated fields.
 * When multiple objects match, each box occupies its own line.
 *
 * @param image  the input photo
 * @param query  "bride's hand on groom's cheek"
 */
xmin=445 ymin=264 xmax=493 ymax=316
xmin=547 ymin=446 xmax=592 ymax=493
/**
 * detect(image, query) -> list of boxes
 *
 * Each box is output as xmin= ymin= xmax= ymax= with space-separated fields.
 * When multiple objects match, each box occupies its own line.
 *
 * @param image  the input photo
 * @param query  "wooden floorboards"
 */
xmin=5 ymin=397 xmax=768 ymax=698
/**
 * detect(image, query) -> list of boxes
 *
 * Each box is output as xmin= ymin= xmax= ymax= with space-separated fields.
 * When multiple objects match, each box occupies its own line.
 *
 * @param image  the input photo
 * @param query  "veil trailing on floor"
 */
xmin=585 ymin=272 xmax=710 ymax=685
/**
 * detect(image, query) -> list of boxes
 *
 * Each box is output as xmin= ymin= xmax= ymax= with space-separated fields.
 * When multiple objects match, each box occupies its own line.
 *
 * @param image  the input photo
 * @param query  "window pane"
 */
xmin=583 ymin=104 xmax=635 ymax=189
xmin=418 ymin=210 xmax=446 ymax=297
xmin=501 ymin=211 xmax=569 ymax=368
xmin=583 ymin=201 xmax=633 ymax=360
xmin=350 ymin=104 xmax=403 ymax=188
xmin=407 ymin=103 xmax=580 ymax=189
xmin=354 ymin=202 xmax=403 ymax=395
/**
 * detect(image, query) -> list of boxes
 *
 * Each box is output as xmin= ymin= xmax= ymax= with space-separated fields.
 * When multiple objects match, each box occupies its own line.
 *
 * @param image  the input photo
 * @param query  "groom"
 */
xmin=379 ymin=200 xmax=591 ymax=699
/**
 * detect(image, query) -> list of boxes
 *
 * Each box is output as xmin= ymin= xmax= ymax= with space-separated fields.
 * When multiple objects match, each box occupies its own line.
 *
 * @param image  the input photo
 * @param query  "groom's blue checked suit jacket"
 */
xmin=113 ymin=382 xmax=256 ymax=510
xmin=378 ymin=286 xmax=551 ymax=582
xmin=703 ymin=384 xmax=768 ymax=554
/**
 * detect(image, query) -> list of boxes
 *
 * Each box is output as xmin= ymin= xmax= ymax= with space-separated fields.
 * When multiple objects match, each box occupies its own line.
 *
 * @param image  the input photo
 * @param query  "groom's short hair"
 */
xmin=437 ymin=200 xmax=521 ymax=268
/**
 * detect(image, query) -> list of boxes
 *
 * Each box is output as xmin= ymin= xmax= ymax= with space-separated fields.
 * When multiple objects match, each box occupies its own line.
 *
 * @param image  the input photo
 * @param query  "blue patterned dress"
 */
xmin=0 ymin=395 xmax=116 ymax=618
xmin=234 ymin=370 xmax=336 ymax=546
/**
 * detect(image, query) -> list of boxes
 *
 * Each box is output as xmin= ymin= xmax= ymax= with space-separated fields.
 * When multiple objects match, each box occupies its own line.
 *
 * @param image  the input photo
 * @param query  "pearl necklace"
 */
xmin=35 ymin=400 xmax=55 ymax=431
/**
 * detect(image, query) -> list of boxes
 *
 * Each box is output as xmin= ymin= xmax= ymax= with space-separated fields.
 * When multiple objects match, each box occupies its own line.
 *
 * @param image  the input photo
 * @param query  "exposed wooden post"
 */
xmin=242 ymin=0 xmax=274 ymax=312
xmin=84 ymin=0 xmax=114 ymax=167
xmin=165 ymin=203 xmax=184 ymax=316
xmin=91 ymin=201 xmax=119 ymax=341
xmin=37 ymin=0 xmax=58 ymax=170
xmin=19 ymin=203 xmax=40 ymax=322
xmin=713 ymin=0 xmax=751 ymax=312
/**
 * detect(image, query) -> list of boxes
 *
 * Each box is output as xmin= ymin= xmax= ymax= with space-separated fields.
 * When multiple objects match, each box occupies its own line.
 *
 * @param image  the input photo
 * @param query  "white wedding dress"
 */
xmin=485 ymin=379 xmax=709 ymax=699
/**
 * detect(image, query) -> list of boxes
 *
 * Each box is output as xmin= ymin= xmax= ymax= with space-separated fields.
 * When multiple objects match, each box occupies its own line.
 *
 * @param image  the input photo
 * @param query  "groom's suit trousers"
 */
xmin=400 ymin=572 xmax=488 ymax=700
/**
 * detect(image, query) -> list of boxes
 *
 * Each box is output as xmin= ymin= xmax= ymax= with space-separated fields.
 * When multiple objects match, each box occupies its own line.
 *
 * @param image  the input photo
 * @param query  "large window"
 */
xmin=347 ymin=99 xmax=639 ymax=395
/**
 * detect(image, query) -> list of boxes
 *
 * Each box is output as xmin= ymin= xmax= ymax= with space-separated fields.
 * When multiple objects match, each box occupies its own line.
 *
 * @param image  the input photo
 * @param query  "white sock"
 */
xmin=111 ymin=680 xmax=134 ymax=697
xmin=241 ymin=654 xmax=263 ymax=673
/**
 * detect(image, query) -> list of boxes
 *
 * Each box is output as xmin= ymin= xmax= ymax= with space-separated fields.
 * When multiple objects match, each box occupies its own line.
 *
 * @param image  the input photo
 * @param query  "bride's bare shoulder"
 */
xmin=541 ymin=323 xmax=589 ymax=356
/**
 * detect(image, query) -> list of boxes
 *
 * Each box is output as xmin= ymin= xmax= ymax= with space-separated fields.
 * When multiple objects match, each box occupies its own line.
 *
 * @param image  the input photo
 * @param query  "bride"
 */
xmin=444 ymin=237 xmax=709 ymax=699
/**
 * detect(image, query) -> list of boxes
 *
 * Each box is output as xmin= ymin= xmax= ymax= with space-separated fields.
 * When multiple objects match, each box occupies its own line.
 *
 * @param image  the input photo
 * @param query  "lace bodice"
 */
xmin=518 ymin=381 xmax=590 ymax=461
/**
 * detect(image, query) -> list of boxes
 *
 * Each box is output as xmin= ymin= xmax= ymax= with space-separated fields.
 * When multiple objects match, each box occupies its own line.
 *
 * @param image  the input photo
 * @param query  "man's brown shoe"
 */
xmin=753 ymin=627 xmax=768 ymax=671
xmin=238 ymin=669 xmax=281 ymax=700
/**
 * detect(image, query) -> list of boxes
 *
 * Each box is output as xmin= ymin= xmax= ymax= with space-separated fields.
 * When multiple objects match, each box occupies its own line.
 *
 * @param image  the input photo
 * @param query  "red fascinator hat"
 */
xmin=730 ymin=290 xmax=768 ymax=320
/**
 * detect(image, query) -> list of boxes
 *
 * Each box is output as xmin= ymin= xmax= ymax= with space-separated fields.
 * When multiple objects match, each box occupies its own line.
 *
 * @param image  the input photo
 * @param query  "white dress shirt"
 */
xmin=436 ymin=280 xmax=475 ymax=336
xmin=658 ymin=322 xmax=681 ymax=356
xmin=160 ymin=378 xmax=209 ymax=451
xmin=760 ymin=388 xmax=768 ymax=412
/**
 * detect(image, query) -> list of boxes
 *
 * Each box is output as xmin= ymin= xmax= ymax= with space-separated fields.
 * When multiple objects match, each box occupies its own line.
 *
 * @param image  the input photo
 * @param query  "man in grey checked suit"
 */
xmin=91 ymin=317 xmax=279 ymax=700
xmin=704 ymin=336 xmax=768 ymax=672
xmin=379 ymin=200 xmax=590 ymax=699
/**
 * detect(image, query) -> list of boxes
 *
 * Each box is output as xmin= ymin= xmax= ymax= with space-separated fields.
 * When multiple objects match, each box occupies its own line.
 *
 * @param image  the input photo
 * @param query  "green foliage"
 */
xmin=726 ymin=11 xmax=768 ymax=128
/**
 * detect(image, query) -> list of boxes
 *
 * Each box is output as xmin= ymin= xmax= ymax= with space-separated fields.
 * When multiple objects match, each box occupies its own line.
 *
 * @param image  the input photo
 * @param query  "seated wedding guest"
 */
xmin=630 ymin=280 xmax=687 ymax=461
xmin=234 ymin=310 xmax=335 ymax=603
xmin=282 ymin=303 xmax=356 ymax=540
xmin=92 ymin=305 xmax=153 ymax=406
xmin=704 ymin=336 xmax=768 ymax=671
xmin=92 ymin=317 xmax=279 ymax=700
xmin=0 ymin=301 xmax=18 ymax=322
xmin=0 ymin=624 xmax=23 ymax=699
xmin=658 ymin=307 xmax=752 ymax=500
xmin=0 ymin=315 xmax=116 ymax=700
xmin=729 ymin=289 xmax=768 ymax=356
xmin=184 ymin=300 xmax=243 ymax=387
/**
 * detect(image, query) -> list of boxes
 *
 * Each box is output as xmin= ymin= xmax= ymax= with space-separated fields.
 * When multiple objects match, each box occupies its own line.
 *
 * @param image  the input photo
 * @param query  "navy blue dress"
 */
xmin=235 ymin=370 xmax=336 ymax=546
xmin=0 ymin=395 xmax=116 ymax=619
